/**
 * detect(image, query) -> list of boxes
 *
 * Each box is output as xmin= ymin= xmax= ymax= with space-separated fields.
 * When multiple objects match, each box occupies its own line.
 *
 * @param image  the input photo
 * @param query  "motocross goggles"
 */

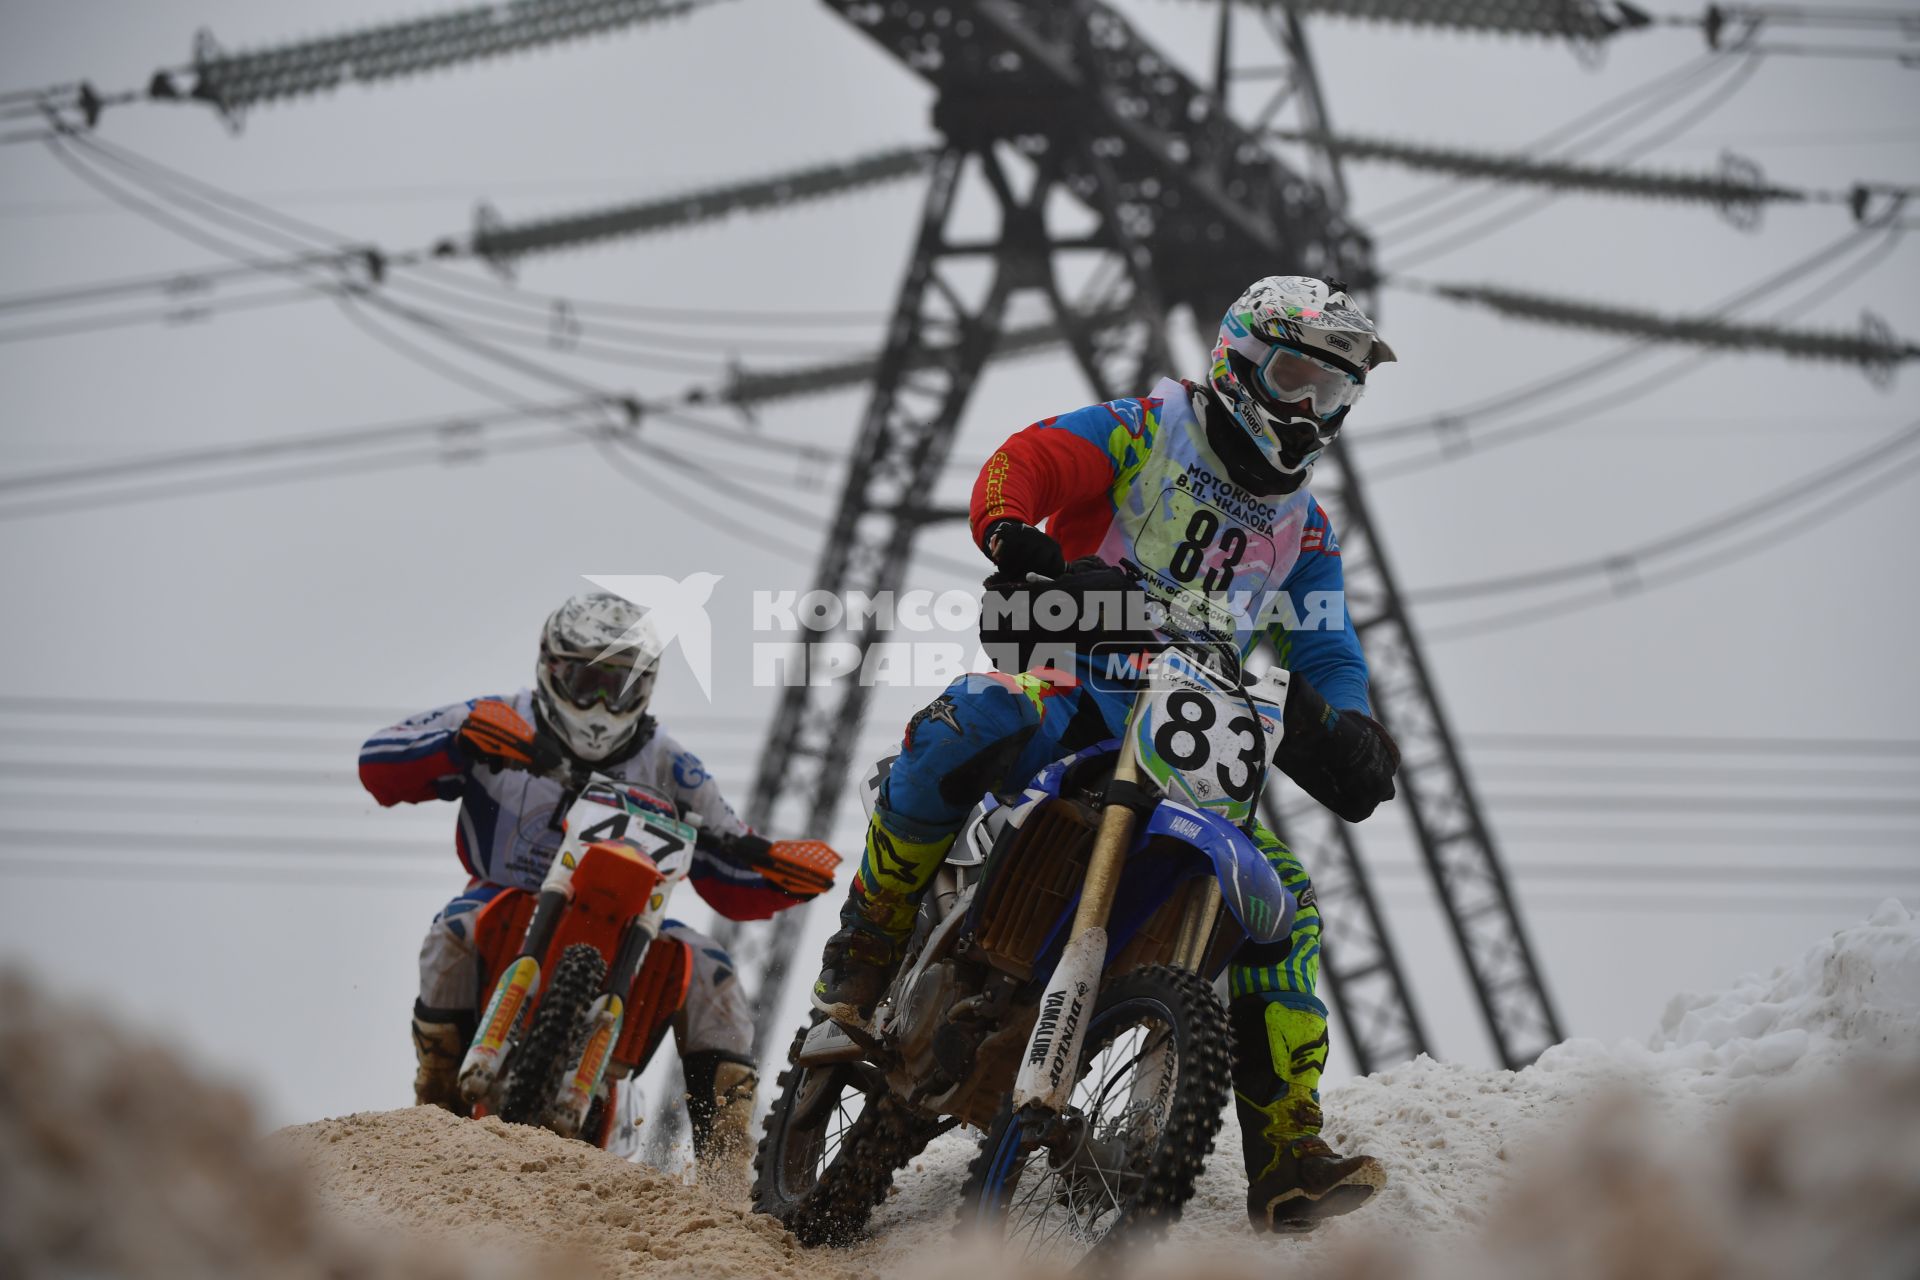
xmin=544 ymin=654 xmax=650 ymax=713
xmin=1234 ymin=342 xmax=1366 ymax=425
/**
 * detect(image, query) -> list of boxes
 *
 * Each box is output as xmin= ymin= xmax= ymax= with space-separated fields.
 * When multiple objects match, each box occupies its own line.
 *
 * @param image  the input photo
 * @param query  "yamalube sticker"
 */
xmin=1012 ymin=927 xmax=1106 ymax=1113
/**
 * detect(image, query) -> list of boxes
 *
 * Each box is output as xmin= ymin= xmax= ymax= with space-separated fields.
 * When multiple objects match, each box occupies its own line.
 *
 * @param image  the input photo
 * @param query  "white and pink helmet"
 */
xmin=1209 ymin=275 xmax=1396 ymax=491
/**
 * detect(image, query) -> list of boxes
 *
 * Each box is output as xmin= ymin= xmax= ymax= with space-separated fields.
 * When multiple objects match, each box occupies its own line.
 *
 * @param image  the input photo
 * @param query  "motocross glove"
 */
xmin=979 ymin=555 xmax=1157 ymax=675
xmin=984 ymin=519 xmax=1067 ymax=582
xmin=699 ymin=830 xmax=841 ymax=900
xmin=457 ymin=699 xmax=564 ymax=775
xmin=1273 ymin=674 xmax=1400 ymax=824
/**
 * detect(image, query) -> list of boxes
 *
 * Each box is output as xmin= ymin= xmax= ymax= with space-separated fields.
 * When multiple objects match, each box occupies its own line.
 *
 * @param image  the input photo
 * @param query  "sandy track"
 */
xmin=279 ymin=1107 xmax=849 ymax=1280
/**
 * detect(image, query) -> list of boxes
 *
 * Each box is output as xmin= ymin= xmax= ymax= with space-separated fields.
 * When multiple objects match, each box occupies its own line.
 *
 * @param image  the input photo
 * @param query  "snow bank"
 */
xmin=1648 ymin=897 xmax=1920 ymax=1074
xmin=860 ymin=900 xmax=1920 ymax=1277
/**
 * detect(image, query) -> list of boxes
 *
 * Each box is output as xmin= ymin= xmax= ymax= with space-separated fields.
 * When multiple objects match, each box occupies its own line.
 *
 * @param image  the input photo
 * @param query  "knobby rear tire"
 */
xmin=753 ymin=1017 xmax=932 ymax=1246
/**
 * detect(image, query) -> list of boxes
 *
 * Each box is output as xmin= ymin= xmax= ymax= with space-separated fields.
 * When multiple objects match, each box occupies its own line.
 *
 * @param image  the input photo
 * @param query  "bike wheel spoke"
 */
xmin=998 ymin=1006 xmax=1180 ymax=1265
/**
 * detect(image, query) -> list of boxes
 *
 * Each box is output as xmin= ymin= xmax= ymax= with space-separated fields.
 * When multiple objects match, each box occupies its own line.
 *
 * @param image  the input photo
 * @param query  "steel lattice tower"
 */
xmin=677 ymin=4 xmax=1564 ymax=1154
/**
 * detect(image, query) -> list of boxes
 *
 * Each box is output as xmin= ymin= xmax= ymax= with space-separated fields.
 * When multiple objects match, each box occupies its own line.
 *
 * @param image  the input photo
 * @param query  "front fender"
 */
xmin=1137 ymin=803 xmax=1294 ymax=945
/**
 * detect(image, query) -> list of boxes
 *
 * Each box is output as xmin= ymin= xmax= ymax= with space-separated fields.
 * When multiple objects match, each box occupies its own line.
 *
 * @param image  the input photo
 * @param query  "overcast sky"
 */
xmin=0 ymin=0 xmax=1915 ymax=1132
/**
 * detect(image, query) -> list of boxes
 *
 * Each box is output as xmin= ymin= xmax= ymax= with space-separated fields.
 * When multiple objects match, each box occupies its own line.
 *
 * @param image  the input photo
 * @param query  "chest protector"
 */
xmin=1094 ymin=378 xmax=1311 ymax=657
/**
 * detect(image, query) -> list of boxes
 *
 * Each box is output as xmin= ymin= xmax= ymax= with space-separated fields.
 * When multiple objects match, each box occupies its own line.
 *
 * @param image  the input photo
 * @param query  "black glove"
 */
xmin=979 ymin=555 xmax=1157 ymax=675
xmin=1273 ymin=674 xmax=1399 ymax=823
xmin=984 ymin=519 xmax=1066 ymax=581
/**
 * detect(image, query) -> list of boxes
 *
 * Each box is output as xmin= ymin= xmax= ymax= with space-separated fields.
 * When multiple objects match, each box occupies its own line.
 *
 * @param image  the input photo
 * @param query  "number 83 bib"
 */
xmin=1096 ymin=379 xmax=1310 ymax=656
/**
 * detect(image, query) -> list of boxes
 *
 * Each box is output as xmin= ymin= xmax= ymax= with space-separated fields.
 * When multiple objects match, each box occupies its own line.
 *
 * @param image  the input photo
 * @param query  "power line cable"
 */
xmin=1460 ymin=825 xmax=1920 ymax=846
xmin=0 ymin=398 xmax=604 ymax=497
xmin=0 ymin=860 xmax=452 ymax=887
xmin=34 ymin=134 xmax=988 ymax=574
xmin=380 ymin=272 xmax=870 ymax=357
xmin=1367 ymin=214 xmax=1884 ymax=437
xmin=0 ymin=241 xmax=381 ymax=316
xmin=1178 ymin=0 xmax=1645 ymax=40
xmin=1382 ymin=51 xmax=1767 ymax=270
xmin=0 ymin=429 xmax=593 ymax=524
xmin=1481 ymin=791 xmax=1920 ymax=815
xmin=1281 ymin=124 xmax=1824 ymax=212
xmin=414 ymin=266 xmax=891 ymax=327
xmin=1464 ymin=762 xmax=1920 ymax=787
xmin=159 ymin=0 xmax=733 ymax=116
xmin=596 ymin=429 xmax=984 ymax=577
xmin=1368 ymin=859 xmax=1920 ymax=883
xmin=0 ymin=282 xmax=322 ymax=346
xmin=1415 ymin=278 xmax=1917 ymax=368
xmin=1406 ymin=419 xmax=1920 ymax=603
xmin=0 ymin=385 xmax=982 ymax=519
xmin=0 ymin=694 xmax=402 ymax=722
xmin=0 ymin=760 xmax=353 ymax=788
xmin=1363 ymin=49 xmax=1736 ymax=233
xmin=1424 ymin=443 xmax=1920 ymax=639
xmin=1461 ymin=730 xmax=1920 ymax=754
xmin=1 ymin=130 xmax=914 ymax=341
xmin=0 ymin=693 xmax=771 ymax=727
xmin=1362 ymin=215 xmax=1902 ymax=470
xmin=0 ymin=0 xmax=733 ymax=134
xmin=10 ymin=727 xmax=367 ymax=755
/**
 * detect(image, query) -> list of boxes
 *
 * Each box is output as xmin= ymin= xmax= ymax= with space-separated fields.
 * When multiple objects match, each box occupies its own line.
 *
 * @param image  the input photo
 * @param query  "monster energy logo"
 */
xmin=1244 ymin=894 xmax=1272 ymax=932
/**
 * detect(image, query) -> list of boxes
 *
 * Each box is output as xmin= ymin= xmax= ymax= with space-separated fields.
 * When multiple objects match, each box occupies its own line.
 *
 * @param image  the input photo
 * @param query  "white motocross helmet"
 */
xmin=533 ymin=592 xmax=661 ymax=762
xmin=1209 ymin=275 xmax=1396 ymax=493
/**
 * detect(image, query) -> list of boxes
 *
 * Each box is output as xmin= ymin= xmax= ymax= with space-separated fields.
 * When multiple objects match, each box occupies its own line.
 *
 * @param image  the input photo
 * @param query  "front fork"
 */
xmin=550 ymin=920 xmax=654 ymax=1139
xmin=1010 ymin=730 xmax=1147 ymax=1115
xmin=458 ymin=799 xmax=585 ymax=1105
xmin=458 ymin=887 xmax=567 ymax=1103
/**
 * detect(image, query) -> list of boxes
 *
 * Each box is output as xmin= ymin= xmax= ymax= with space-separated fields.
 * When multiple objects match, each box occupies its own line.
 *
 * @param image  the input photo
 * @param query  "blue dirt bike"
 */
xmin=753 ymin=643 xmax=1297 ymax=1268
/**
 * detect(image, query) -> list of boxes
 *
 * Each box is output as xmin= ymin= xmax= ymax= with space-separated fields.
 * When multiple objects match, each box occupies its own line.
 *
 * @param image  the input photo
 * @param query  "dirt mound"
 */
xmin=8 ymin=905 xmax=1916 ymax=1280
xmin=0 ymin=971 xmax=468 ymax=1280
xmin=279 ymin=1107 xmax=848 ymax=1280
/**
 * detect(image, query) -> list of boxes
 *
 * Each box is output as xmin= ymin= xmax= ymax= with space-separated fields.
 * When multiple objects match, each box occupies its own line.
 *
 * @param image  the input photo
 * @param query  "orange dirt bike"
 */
xmin=454 ymin=762 xmax=839 ymax=1148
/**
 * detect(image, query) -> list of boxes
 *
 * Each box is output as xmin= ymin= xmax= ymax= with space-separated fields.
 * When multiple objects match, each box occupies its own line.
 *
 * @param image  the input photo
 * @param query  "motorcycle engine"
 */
xmin=890 ymin=958 xmax=963 ymax=1083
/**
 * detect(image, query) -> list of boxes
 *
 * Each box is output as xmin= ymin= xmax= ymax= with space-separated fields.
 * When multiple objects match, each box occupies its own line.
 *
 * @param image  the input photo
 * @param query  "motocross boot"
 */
xmin=812 ymin=921 xmax=900 ymax=1026
xmin=684 ymin=1051 xmax=758 ymax=1201
xmin=1232 ymin=997 xmax=1386 ymax=1232
xmin=411 ymin=1001 xmax=470 ymax=1112
xmin=811 ymin=816 xmax=955 ymax=1025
